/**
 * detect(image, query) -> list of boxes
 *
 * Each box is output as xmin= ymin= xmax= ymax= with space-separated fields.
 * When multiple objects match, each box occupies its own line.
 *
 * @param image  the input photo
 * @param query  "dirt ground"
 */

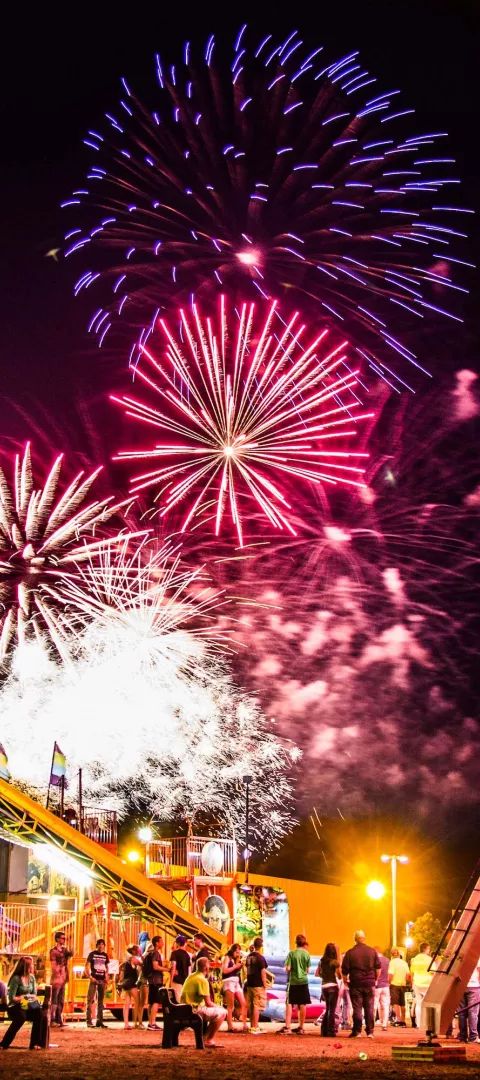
xmin=0 ymin=1022 xmax=479 ymax=1080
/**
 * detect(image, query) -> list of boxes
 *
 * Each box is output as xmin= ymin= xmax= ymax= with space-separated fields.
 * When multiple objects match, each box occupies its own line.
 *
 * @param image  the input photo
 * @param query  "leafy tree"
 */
xmin=411 ymin=912 xmax=444 ymax=953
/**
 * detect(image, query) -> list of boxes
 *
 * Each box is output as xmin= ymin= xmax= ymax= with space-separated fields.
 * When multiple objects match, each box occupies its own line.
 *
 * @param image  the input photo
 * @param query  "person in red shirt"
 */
xmin=49 ymin=930 xmax=73 ymax=1027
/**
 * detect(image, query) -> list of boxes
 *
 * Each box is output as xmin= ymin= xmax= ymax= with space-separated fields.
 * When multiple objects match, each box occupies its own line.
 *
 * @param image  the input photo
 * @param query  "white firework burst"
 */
xmin=1 ymin=539 xmax=298 ymax=852
xmin=0 ymin=443 xmax=135 ymax=662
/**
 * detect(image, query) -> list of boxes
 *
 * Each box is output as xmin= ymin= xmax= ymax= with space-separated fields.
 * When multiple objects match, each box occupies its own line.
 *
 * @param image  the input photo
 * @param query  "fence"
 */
xmin=147 ymin=835 xmax=237 ymax=879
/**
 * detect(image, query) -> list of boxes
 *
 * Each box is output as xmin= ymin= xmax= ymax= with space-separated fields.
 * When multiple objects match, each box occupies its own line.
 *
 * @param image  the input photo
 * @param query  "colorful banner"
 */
xmin=50 ymin=742 xmax=67 ymax=787
xmin=0 ymin=743 xmax=11 ymax=781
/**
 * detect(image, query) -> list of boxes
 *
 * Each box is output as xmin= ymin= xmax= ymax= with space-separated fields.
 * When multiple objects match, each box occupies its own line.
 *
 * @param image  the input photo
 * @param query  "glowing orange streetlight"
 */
xmin=366 ymin=880 xmax=386 ymax=901
xmin=126 ymin=849 xmax=142 ymax=864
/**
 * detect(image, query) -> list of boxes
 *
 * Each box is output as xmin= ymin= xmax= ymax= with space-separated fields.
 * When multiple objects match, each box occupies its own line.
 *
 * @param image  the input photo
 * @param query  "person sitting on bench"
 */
xmin=0 ymin=957 xmax=47 ymax=1050
xmin=181 ymin=957 xmax=226 ymax=1047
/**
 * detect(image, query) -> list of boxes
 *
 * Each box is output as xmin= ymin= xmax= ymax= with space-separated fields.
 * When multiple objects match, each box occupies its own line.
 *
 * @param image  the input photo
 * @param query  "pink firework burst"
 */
xmin=112 ymin=297 xmax=374 ymax=546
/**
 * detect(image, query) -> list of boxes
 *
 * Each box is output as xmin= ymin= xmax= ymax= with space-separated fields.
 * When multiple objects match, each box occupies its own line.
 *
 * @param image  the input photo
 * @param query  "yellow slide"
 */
xmin=0 ymin=778 xmax=225 ymax=950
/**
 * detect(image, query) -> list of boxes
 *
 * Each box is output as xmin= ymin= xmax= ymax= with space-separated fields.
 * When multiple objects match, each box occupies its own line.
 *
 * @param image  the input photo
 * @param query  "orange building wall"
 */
xmin=245 ymin=872 xmax=390 ymax=955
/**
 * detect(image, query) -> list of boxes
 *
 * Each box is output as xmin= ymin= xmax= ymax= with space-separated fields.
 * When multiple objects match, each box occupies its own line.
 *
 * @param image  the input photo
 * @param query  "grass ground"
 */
xmin=0 ymin=1022 xmax=479 ymax=1080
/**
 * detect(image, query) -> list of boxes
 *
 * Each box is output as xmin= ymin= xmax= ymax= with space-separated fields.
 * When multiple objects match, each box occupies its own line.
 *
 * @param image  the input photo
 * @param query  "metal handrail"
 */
xmin=430 ymin=859 xmax=480 ymax=975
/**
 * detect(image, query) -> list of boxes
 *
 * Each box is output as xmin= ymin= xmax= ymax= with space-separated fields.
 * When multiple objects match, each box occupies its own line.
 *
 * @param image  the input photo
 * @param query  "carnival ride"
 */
xmin=2 ymin=777 xmax=479 ymax=1035
xmin=422 ymin=861 xmax=480 ymax=1036
xmin=0 ymin=777 xmax=225 ymax=947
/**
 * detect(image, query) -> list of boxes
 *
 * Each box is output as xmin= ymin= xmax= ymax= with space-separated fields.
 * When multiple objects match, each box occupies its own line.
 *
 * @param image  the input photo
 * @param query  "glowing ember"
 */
xmin=236 ymin=248 xmax=261 ymax=267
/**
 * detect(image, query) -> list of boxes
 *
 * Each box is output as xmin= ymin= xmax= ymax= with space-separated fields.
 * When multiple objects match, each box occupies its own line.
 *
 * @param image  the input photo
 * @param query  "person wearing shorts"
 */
xmin=146 ymin=935 xmax=168 ymax=1030
xmin=181 ymin=957 xmax=226 ymax=1047
xmin=280 ymin=934 xmax=311 ymax=1034
xmin=388 ymin=949 xmax=410 ymax=1026
xmin=222 ymin=943 xmax=248 ymax=1032
xmin=245 ymin=937 xmax=268 ymax=1034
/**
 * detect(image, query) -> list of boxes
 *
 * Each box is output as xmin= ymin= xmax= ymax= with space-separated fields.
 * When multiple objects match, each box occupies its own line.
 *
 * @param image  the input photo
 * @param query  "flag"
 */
xmin=0 ymin=744 xmax=11 ymax=782
xmin=50 ymin=742 xmax=67 ymax=787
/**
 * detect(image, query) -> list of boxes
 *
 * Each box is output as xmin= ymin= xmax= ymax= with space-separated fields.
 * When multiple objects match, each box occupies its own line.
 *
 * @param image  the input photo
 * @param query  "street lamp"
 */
xmin=381 ymin=854 xmax=409 ymax=948
xmin=243 ymin=774 xmax=253 ymax=885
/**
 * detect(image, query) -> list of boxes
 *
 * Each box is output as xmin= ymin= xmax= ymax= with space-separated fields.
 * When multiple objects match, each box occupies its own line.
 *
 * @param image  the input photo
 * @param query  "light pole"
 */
xmin=381 ymin=854 xmax=409 ymax=948
xmin=243 ymin=774 xmax=252 ymax=884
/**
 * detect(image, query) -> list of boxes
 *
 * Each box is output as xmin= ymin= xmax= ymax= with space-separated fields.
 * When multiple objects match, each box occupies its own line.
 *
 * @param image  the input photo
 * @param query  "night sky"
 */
xmin=1 ymin=0 xmax=478 ymax=414
xmin=1 ymin=1 xmax=479 ymax=912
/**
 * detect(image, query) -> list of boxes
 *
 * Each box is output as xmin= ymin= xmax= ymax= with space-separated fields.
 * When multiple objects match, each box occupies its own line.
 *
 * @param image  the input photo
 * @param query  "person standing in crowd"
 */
xmin=136 ymin=933 xmax=152 ymax=1027
xmin=318 ymin=942 xmax=341 ymax=1037
xmin=410 ymin=942 xmax=434 ymax=1030
xmin=279 ymin=934 xmax=311 ymax=1035
xmin=121 ymin=945 xmax=143 ymax=1030
xmin=138 ymin=931 xmax=150 ymax=953
xmin=222 ymin=943 xmax=248 ymax=1033
xmin=245 ymin=936 xmax=268 ymax=1035
xmin=85 ymin=939 xmax=110 ymax=1029
xmin=49 ymin=930 xmax=73 ymax=1028
xmin=170 ymin=935 xmax=191 ymax=1002
xmin=388 ymin=947 xmax=410 ymax=1026
xmin=337 ymin=954 xmax=353 ymax=1030
xmin=192 ymin=933 xmax=210 ymax=967
xmin=373 ymin=946 xmax=391 ymax=1031
xmin=342 ymin=931 xmax=381 ymax=1039
xmin=1 ymin=957 xmax=48 ymax=1050
xmin=145 ymin=935 xmax=169 ymax=1030
xmin=181 ymin=957 xmax=226 ymax=1047
xmin=458 ymin=958 xmax=480 ymax=1044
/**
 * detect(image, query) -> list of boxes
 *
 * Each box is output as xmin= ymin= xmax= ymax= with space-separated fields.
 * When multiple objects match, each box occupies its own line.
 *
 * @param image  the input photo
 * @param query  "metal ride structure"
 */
xmin=0 ymin=777 xmax=224 ymax=950
xmin=421 ymin=860 xmax=480 ymax=1037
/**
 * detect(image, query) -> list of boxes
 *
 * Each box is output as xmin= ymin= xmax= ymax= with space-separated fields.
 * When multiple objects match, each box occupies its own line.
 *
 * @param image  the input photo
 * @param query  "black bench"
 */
xmin=158 ymin=987 xmax=205 ymax=1049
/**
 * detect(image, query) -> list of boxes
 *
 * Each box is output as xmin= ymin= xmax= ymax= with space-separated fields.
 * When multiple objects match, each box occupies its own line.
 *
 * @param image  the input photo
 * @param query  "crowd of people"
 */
xmin=1 ymin=926 xmax=479 ymax=1049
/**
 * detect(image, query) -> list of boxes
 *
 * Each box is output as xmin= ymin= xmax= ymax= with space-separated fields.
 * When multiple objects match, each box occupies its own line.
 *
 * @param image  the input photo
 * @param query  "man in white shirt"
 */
xmin=388 ymin=948 xmax=410 ymax=1026
xmin=410 ymin=942 xmax=434 ymax=1029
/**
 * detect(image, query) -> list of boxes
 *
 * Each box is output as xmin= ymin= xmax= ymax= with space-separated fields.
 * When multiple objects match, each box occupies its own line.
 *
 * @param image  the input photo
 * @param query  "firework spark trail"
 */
xmin=0 ymin=442 xmax=139 ymax=662
xmin=63 ymin=26 xmax=471 ymax=386
xmin=45 ymin=535 xmax=230 ymax=668
xmin=112 ymin=297 xmax=373 ymax=545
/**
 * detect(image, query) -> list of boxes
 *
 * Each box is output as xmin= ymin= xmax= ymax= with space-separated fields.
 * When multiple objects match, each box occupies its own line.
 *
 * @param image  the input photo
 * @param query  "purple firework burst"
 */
xmin=63 ymin=26 xmax=471 ymax=388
